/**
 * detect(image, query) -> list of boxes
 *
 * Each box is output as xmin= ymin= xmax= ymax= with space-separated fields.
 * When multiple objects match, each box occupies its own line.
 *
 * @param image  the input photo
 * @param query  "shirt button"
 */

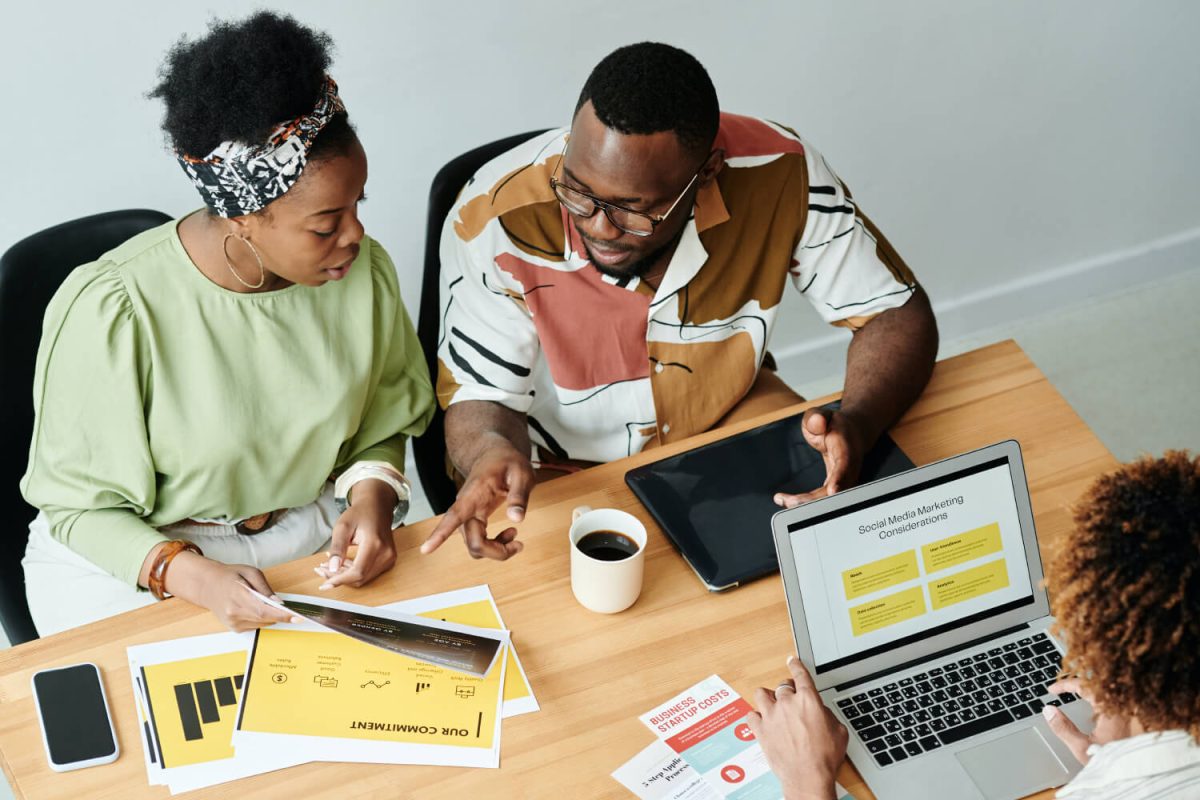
xmin=662 ymin=423 xmax=671 ymax=434
xmin=654 ymin=362 xmax=664 ymax=374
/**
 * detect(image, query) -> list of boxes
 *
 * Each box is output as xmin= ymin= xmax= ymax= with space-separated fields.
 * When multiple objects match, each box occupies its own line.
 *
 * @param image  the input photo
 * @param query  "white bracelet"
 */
xmin=334 ymin=461 xmax=411 ymax=528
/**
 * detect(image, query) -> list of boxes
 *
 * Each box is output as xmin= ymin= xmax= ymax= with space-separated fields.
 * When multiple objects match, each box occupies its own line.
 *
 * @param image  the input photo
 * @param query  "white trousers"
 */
xmin=23 ymin=484 xmax=339 ymax=636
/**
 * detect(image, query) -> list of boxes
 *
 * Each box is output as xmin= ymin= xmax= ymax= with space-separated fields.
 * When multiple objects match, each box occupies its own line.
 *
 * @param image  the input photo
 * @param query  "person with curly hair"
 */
xmin=424 ymin=42 xmax=938 ymax=560
xmin=750 ymin=451 xmax=1200 ymax=799
xmin=20 ymin=12 xmax=434 ymax=635
xmin=1039 ymin=449 xmax=1200 ymax=798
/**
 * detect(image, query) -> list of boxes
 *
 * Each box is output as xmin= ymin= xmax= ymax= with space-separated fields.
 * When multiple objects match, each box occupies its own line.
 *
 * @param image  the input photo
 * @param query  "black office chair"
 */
xmin=414 ymin=131 xmax=551 ymax=515
xmin=0 ymin=209 xmax=172 ymax=645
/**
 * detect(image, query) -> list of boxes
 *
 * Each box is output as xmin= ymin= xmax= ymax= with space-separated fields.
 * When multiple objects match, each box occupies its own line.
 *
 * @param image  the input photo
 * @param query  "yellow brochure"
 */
xmin=384 ymin=584 xmax=538 ymax=717
xmin=234 ymin=597 xmax=508 ymax=768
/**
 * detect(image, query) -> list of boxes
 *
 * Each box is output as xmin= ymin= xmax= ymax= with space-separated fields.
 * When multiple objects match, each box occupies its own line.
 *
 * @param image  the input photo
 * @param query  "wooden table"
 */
xmin=0 ymin=341 xmax=1117 ymax=799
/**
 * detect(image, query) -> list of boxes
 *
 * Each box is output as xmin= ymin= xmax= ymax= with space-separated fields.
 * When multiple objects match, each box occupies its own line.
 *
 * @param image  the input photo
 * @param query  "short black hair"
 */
xmin=149 ymin=11 xmax=354 ymax=160
xmin=575 ymin=42 xmax=719 ymax=155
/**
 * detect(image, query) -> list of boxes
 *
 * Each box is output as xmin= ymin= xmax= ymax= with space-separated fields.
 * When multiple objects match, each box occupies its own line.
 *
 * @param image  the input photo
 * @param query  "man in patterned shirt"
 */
xmin=422 ymin=43 xmax=938 ymax=559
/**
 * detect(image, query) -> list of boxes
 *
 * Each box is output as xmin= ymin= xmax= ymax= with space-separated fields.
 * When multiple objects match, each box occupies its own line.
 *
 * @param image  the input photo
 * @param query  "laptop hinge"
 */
xmin=831 ymin=623 xmax=1031 ymax=694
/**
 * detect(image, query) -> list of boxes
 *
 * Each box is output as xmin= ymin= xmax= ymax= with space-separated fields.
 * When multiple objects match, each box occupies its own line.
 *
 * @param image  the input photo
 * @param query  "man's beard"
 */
xmin=576 ymin=222 xmax=687 ymax=281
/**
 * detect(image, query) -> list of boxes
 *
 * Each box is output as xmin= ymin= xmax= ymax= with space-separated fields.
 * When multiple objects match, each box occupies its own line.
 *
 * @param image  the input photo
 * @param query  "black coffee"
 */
xmin=576 ymin=530 xmax=639 ymax=561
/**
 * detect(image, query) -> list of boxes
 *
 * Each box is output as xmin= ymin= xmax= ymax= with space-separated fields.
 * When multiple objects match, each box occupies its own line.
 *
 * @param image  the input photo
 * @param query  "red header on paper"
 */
xmin=665 ymin=698 xmax=753 ymax=752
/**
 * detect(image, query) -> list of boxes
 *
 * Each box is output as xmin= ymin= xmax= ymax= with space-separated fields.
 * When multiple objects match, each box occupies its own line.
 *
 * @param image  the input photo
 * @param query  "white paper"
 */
xmin=614 ymin=739 xmax=854 ymax=800
xmin=125 ymin=586 xmax=534 ymax=792
xmin=128 ymin=669 xmax=164 ymax=786
xmin=613 ymin=739 xmax=721 ymax=799
xmin=126 ymin=631 xmax=308 ymax=794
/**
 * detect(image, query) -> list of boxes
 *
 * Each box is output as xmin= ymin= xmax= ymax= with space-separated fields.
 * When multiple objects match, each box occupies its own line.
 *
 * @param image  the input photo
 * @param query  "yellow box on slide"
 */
xmin=841 ymin=550 xmax=920 ymax=600
xmin=929 ymin=559 xmax=1010 ymax=611
xmin=921 ymin=523 xmax=1002 ymax=574
xmin=848 ymin=585 xmax=927 ymax=636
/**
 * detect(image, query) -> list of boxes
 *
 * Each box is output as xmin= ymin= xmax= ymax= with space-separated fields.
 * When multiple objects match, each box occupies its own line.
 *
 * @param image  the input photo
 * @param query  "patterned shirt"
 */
xmin=437 ymin=115 xmax=916 ymax=463
xmin=1056 ymin=730 xmax=1200 ymax=799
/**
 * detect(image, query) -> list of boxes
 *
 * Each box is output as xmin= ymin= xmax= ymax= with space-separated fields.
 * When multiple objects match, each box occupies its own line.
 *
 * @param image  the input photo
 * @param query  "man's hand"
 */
xmin=775 ymin=287 xmax=937 ymax=510
xmin=746 ymin=656 xmax=848 ymax=800
xmin=315 ymin=478 xmax=399 ymax=589
xmin=421 ymin=444 xmax=530 ymax=560
xmin=774 ymin=409 xmax=867 ymax=508
xmin=1042 ymin=678 xmax=1132 ymax=764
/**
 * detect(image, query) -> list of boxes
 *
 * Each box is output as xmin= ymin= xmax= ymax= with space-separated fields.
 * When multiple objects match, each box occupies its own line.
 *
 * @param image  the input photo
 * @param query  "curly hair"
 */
xmin=1046 ymin=450 xmax=1200 ymax=740
xmin=148 ymin=10 xmax=354 ymax=160
xmin=575 ymin=42 xmax=719 ymax=156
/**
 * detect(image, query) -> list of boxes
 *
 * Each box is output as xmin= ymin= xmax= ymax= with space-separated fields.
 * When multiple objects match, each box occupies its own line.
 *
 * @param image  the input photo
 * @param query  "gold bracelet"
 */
xmin=147 ymin=540 xmax=203 ymax=600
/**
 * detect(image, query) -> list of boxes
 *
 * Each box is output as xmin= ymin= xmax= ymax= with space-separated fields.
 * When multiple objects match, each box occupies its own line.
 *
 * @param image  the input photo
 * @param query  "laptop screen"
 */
xmin=785 ymin=456 xmax=1035 ymax=674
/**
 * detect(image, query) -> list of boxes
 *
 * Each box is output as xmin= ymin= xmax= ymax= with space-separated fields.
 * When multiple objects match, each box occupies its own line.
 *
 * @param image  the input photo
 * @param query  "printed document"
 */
xmin=234 ymin=594 xmax=509 ymax=768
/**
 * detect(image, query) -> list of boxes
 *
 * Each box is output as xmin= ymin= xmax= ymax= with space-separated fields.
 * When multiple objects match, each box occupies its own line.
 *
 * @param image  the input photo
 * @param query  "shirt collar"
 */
xmin=649 ymin=179 xmax=730 ymax=305
xmin=1057 ymin=731 xmax=1200 ymax=795
xmin=650 ymin=216 xmax=706 ymax=306
xmin=693 ymin=178 xmax=730 ymax=232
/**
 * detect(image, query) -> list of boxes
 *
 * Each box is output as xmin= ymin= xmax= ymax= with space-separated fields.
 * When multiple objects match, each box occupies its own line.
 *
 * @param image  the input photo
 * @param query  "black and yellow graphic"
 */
xmin=173 ymin=673 xmax=243 ymax=741
xmin=239 ymin=629 xmax=502 ymax=748
xmin=141 ymin=651 xmax=250 ymax=768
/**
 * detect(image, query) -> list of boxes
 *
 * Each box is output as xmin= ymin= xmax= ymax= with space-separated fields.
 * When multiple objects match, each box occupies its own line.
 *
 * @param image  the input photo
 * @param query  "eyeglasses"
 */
xmin=548 ymin=144 xmax=708 ymax=237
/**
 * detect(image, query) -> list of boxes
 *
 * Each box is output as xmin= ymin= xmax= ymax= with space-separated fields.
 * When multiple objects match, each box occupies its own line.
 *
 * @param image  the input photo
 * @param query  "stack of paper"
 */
xmin=129 ymin=631 xmax=306 ymax=794
xmin=127 ymin=585 xmax=538 ymax=794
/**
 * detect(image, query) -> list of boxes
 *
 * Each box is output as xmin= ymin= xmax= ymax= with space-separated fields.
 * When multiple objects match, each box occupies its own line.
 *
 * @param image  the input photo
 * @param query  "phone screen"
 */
xmin=32 ymin=664 xmax=117 ymax=766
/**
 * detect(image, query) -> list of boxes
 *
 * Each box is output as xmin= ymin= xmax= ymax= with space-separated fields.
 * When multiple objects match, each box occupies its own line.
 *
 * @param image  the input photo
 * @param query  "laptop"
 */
xmin=625 ymin=403 xmax=914 ymax=591
xmin=771 ymin=440 xmax=1093 ymax=800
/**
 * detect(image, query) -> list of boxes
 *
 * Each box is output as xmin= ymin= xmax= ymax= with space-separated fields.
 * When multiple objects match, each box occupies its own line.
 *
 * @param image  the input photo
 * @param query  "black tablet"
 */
xmin=624 ymin=404 xmax=915 ymax=591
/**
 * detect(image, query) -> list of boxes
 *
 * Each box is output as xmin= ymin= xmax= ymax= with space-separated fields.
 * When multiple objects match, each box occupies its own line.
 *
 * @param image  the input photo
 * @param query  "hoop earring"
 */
xmin=222 ymin=233 xmax=267 ymax=289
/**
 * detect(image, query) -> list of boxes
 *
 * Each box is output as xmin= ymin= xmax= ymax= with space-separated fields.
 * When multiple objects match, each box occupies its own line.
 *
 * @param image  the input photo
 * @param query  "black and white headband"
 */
xmin=176 ymin=76 xmax=345 ymax=218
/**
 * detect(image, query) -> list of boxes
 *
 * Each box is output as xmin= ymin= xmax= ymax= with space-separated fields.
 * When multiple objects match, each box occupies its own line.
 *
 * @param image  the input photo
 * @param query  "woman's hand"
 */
xmin=315 ymin=478 xmax=399 ymax=589
xmin=164 ymin=551 xmax=296 ymax=632
xmin=1042 ymin=678 xmax=1133 ymax=764
xmin=746 ymin=656 xmax=848 ymax=800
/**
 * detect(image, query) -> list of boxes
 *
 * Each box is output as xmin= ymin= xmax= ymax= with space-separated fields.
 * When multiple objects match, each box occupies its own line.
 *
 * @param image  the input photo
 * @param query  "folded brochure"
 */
xmin=128 ymin=585 xmax=535 ymax=793
xmin=630 ymin=675 xmax=850 ymax=799
xmin=255 ymin=590 xmax=503 ymax=677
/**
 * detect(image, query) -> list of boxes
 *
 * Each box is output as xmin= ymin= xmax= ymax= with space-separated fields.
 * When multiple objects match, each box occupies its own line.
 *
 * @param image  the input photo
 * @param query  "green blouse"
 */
xmin=21 ymin=219 xmax=434 ymax=585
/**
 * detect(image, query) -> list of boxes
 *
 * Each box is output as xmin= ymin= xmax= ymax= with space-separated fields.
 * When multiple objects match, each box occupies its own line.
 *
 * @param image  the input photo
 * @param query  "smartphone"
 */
xmin=30 ymin=663 xmax=119 ymax=771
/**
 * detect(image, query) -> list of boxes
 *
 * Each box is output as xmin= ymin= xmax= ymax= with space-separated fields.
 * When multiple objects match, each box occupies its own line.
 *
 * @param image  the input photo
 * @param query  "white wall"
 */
xmin=3 ymin=1 xmax=1198 ymax=386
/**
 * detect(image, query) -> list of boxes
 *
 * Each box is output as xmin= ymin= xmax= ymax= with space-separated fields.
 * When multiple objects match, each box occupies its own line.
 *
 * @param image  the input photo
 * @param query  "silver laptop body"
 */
xmin=771 ymin=440 xmax=1094 ymax=800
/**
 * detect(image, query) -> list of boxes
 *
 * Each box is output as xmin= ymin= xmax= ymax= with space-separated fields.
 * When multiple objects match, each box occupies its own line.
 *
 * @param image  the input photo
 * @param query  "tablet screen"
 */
xmin=626 ymin=406 xmax=915 ymax=589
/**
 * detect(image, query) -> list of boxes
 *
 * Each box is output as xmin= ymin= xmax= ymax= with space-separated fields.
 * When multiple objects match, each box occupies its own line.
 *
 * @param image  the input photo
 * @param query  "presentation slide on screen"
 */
xmin=790 ymin=463 xmax=1032 ymax=666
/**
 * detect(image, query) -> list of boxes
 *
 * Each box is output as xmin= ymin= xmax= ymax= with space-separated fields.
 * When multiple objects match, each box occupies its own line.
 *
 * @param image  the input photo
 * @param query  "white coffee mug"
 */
xmin=569 ymin=506 xmax=647 ymax=614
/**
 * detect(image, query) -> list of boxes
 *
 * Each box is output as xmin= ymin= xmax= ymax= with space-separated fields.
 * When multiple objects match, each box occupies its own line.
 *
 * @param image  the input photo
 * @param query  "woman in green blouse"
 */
xmin=20 ymin=12 xmax=433 ymax=635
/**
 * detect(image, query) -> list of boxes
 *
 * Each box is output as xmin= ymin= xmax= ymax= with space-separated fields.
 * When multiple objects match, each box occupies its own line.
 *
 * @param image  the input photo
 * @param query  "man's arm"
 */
xmin=427 ymin=151 xmax=545 ymax=558
xmin=775 ymin=287 xmax=937 ymax=507
xmin=840 ymin=285 xmax=938 ymax=446
xmin=420 ymin=400 xmax=533 ymax=559
xmin=445 ymin=400 xmax=531 ymax=479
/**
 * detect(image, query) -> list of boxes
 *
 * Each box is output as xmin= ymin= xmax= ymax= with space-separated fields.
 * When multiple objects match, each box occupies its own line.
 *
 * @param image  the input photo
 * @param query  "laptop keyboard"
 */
xmin=835 ymin=632 xmax=1079 ymax=768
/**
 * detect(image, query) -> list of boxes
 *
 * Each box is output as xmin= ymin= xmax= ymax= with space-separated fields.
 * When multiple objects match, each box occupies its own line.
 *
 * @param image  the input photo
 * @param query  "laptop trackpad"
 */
xmin=955 ymin=727 xmax=1069 ymax=800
